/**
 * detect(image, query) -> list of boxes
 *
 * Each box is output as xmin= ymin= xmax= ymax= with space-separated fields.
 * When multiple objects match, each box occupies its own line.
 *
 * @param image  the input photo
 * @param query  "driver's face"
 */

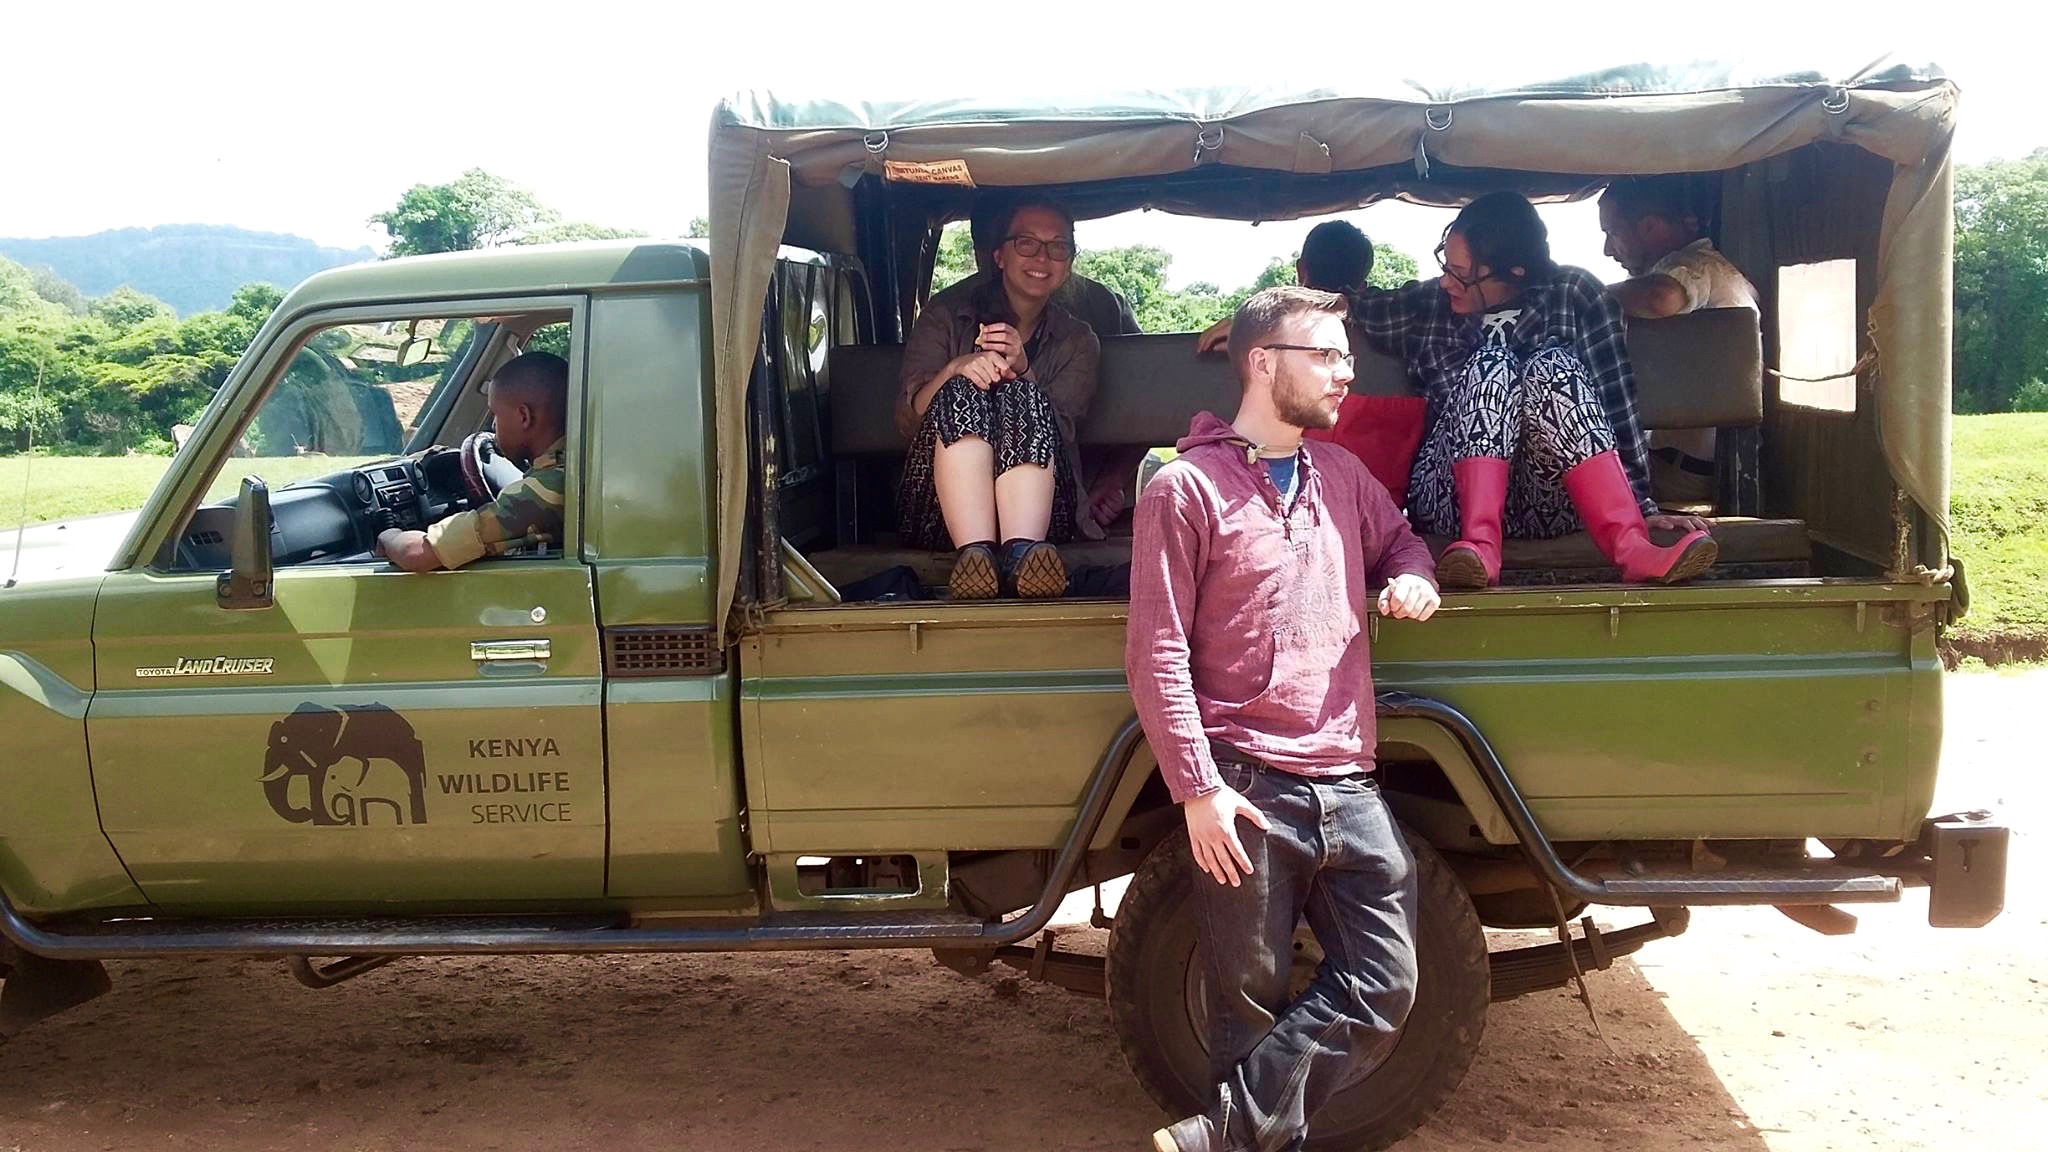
xmin=484 ymin=383 xmax=534 ymax=466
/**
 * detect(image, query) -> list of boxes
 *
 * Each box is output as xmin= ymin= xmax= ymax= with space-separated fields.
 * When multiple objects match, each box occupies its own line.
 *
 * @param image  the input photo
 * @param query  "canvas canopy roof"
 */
xmin=707 ymin=65 xmax=1958 ymax=639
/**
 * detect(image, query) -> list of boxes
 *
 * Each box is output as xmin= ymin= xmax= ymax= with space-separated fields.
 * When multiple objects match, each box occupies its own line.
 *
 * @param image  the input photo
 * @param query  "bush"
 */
xmin=2014 ymin=378 xmax=2048 ymax=413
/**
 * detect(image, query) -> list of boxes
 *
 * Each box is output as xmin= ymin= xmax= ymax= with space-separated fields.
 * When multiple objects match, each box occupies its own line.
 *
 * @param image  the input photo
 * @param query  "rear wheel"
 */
xmin=1105 ymin=827 xmax=1489 ymax=1151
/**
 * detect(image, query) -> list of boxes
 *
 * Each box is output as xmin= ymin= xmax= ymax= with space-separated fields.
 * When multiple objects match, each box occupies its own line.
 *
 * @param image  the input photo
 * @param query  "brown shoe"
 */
xmin=1000 ymin=538 xmax=1067 ymax=599
xmin=946 ymin=541 xmax=999 ymax=600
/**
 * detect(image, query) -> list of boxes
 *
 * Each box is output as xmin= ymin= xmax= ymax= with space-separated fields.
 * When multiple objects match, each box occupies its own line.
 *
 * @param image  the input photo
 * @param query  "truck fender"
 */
xmin=1087 ymin=718 xmax=1515 ymax=851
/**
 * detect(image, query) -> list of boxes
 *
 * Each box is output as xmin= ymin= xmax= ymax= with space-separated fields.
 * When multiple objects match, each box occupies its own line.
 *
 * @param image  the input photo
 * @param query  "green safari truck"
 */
xmin=0 ymin=68 xmax=2009 ymax=1150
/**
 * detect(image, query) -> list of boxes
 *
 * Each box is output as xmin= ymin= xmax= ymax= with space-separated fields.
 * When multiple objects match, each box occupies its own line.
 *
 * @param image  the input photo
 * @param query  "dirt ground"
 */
xmin=1 ymin=670 xmax=2041 ymax=1152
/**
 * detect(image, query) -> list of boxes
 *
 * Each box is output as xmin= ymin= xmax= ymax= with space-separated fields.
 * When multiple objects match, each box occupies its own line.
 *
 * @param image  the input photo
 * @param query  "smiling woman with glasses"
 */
xmin=894 ymin=199 xmax=1100 ymax=600
xmin=1341 ymin=192 xmax=1717 ymax=588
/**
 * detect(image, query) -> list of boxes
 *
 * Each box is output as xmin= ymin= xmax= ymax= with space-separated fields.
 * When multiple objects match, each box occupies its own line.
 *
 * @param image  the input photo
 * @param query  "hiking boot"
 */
xmin=999 ymin=538 xmax=1067 ymax=599
xmin=946 ymin=541 xmax=1000 ymax=600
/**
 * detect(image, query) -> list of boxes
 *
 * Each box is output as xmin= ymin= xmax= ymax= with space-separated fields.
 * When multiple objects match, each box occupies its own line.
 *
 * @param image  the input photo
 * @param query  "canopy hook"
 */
xmin=1192 ymin=125 xmax=1224 ymax=164
xmin=1424 ymin=105 xmax=1454 ymax=132
xmin=862 ymin=130 xmax=890 ymax=154
xmin=1821 ymin=87 xmax=1850 ymax=115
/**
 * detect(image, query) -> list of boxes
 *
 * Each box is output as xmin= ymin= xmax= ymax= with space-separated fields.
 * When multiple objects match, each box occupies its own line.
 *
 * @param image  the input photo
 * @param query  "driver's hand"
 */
xmin=1196 ymin=318 xmax=1232 ymax=356
xmin=375 ymin=527 xmax=402 ymax=557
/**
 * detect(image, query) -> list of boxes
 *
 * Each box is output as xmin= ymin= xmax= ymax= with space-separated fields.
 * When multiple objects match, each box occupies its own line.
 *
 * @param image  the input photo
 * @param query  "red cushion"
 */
xmin=1305 ymin=394 xmax=1428 ymax=508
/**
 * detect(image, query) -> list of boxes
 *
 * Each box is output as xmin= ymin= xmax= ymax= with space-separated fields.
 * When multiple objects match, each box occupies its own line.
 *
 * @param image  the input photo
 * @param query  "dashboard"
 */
xmin=176 ymin=449 xmax=475 ymax=571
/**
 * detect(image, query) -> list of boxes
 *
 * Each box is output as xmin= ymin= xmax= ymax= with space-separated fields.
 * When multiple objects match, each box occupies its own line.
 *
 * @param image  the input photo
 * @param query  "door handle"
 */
xmin=471 ymin=639 xmax=551 ymax=664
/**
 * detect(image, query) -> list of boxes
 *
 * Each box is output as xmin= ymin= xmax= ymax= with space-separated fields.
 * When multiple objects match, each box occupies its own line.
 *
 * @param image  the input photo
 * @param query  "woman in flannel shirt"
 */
xmin=1352 ymin=192 xmax=1717 ymax=588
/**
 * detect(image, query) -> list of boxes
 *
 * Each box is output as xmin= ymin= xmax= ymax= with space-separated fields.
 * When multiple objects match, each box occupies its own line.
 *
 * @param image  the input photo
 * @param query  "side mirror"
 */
xmin=216 ymin=475 xmax=274 ymax=610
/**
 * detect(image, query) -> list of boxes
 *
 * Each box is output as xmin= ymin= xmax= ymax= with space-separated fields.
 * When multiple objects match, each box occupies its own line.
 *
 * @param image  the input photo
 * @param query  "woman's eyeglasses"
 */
xmin=1434 ymin=241 xmax=1485 ymax=290
xmin=1005 ymin=235 xmax=1076 ymax=262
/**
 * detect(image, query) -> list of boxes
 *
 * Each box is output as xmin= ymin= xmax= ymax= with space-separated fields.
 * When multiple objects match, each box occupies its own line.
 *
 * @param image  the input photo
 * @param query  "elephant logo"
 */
xmin=260 ymin=703 xmax=428 ymax=827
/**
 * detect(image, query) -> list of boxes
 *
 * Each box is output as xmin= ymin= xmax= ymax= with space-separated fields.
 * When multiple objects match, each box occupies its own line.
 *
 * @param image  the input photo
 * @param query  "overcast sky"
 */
xmin=6 ymin=1 xmax=2035 ymax=291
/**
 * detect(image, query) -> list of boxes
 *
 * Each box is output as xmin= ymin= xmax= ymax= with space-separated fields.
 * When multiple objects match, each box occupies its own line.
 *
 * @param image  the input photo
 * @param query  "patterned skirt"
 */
xmin=1408 ymin=343 xmax=1616 ymax=539
xmin=896 ymin=375 xmax=1079 ymax=551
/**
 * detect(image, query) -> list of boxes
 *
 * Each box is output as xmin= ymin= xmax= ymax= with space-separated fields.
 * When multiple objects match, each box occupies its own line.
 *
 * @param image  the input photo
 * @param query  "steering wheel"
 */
xmin=458 ymin=431 xmax=526 ymax=506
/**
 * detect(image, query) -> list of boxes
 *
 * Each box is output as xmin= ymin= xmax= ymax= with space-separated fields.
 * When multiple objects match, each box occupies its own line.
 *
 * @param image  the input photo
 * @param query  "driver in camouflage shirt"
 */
xmin=377 ymin=351 xmax=569 ymax=572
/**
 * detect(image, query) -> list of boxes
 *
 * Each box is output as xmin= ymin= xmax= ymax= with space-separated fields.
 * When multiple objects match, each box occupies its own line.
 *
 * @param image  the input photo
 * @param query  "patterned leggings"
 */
xmin=1408 ymin=344 xmax=1615 ymax=540
xmin=895 ymin=375 xmax=1078 ymax=550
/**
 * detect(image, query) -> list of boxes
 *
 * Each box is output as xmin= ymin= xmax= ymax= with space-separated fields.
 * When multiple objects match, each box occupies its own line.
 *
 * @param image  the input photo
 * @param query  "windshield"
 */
xmin=194 ymin=317 xmax=473 ymax=504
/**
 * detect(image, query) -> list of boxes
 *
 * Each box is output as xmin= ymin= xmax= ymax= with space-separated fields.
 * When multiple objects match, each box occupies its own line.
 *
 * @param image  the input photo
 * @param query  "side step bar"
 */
xmin=1377 ymin=692 xmax=1902 ymax=908
xmin=0 ymin=724 xmax=1149 ymax=961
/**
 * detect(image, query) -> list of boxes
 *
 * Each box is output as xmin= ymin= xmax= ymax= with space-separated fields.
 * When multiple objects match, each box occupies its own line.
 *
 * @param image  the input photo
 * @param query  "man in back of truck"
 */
xmin=1599 ymin=175 xmax=1759 ymax=505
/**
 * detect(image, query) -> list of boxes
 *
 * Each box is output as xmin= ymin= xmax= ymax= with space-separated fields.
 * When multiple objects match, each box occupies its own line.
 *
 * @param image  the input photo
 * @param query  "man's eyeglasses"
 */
xmin=1257 ymin=344 xmax=1355 ymax=371
xmin=1005 ymin=235 xmax=1076 ymax=262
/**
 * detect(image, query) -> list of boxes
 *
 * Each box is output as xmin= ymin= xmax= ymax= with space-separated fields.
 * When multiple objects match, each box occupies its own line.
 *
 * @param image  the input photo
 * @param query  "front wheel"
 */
xmin=1105 ymin=827 xmax=1489 ymax=1151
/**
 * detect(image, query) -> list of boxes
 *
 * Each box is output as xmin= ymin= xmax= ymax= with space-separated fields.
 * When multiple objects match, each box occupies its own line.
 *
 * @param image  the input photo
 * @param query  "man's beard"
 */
xmin=1273 ymin=366 xmax=1340 ymax=430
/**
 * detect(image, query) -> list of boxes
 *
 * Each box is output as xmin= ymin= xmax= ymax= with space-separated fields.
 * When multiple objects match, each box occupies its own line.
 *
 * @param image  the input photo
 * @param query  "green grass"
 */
xmin=1949 ymin=413 xmax=2048 ymax=660
xmin=0 ymin=455 xmax=377 ymax=530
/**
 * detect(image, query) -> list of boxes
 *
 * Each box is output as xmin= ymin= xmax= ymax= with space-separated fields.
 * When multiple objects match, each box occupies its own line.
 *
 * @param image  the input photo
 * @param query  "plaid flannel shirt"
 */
xmin=1349 ymin=269 xmax=1658 ymax=516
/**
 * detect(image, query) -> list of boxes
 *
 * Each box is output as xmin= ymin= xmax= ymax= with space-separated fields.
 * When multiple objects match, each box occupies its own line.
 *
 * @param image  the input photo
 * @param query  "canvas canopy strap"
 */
xmin=705 ymin=68 xmax=1958 ymax=642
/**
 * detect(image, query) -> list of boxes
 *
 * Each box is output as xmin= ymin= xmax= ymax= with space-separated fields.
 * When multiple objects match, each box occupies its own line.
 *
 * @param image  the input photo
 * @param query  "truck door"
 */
xmin=85 ymin=306 xmax=607 ymax=911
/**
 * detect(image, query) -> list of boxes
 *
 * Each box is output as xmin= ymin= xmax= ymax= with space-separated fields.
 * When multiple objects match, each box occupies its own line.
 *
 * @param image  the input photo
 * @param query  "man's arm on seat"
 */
xmin=1610 ymin=273 xmax=1690 ymax=318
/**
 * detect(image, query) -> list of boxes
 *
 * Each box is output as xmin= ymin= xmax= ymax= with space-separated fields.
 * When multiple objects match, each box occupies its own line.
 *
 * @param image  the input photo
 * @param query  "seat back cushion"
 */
xmin=827 ymin=306 xmax=1764 ymax=456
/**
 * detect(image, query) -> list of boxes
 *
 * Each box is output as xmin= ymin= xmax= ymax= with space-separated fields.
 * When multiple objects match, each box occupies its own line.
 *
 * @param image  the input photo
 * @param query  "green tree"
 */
xmin=90 ymin=287 xmax=176 ymax=332
xmin=28 ymin=265 xmax=88 ymax=315
xmin=0 ymin=258 xmax=57 ymax=317
xmin=0 ymin=271 xmax=287 ymax=454
xmin=229 ymin=283 xmax=284 ymax=323
xmin=1075 ymin=245 xmax=1173 ymax=315
xmin=370 ymin=169 xmax=560 ymax=257
xmin=1954 ymin=150 xmax=2048 ymax=413
xmin=1369 ymin=246 xmax=1422 ymax=289
xmin=521 ymin=222 xmax=648 ymax=245
xmin=931 ymin=222 xmax=978 ymax=291
xmin=685 ymin=216 xmax=710 ymax=239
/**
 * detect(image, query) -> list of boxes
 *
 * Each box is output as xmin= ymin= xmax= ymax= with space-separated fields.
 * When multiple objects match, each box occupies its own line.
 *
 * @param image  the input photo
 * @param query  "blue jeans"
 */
xmin=1194 ymin=757 xmax=1419 ymax=1152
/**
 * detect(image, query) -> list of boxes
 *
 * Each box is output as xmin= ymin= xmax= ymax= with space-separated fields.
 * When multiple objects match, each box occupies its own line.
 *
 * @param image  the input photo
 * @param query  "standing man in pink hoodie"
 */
xmin=1128 ymin=286 xmax=1440 ymax=1152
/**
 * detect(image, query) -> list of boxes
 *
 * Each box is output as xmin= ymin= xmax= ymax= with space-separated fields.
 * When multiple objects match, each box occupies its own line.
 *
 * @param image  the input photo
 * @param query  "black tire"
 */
xmin=1106 ymin=827 xmax=1489 ymax=1151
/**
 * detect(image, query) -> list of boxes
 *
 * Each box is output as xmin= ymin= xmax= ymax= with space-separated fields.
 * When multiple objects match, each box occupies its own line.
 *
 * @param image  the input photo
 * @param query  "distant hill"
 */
xmin=0 ymin=224 xmax=375 ymax=316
